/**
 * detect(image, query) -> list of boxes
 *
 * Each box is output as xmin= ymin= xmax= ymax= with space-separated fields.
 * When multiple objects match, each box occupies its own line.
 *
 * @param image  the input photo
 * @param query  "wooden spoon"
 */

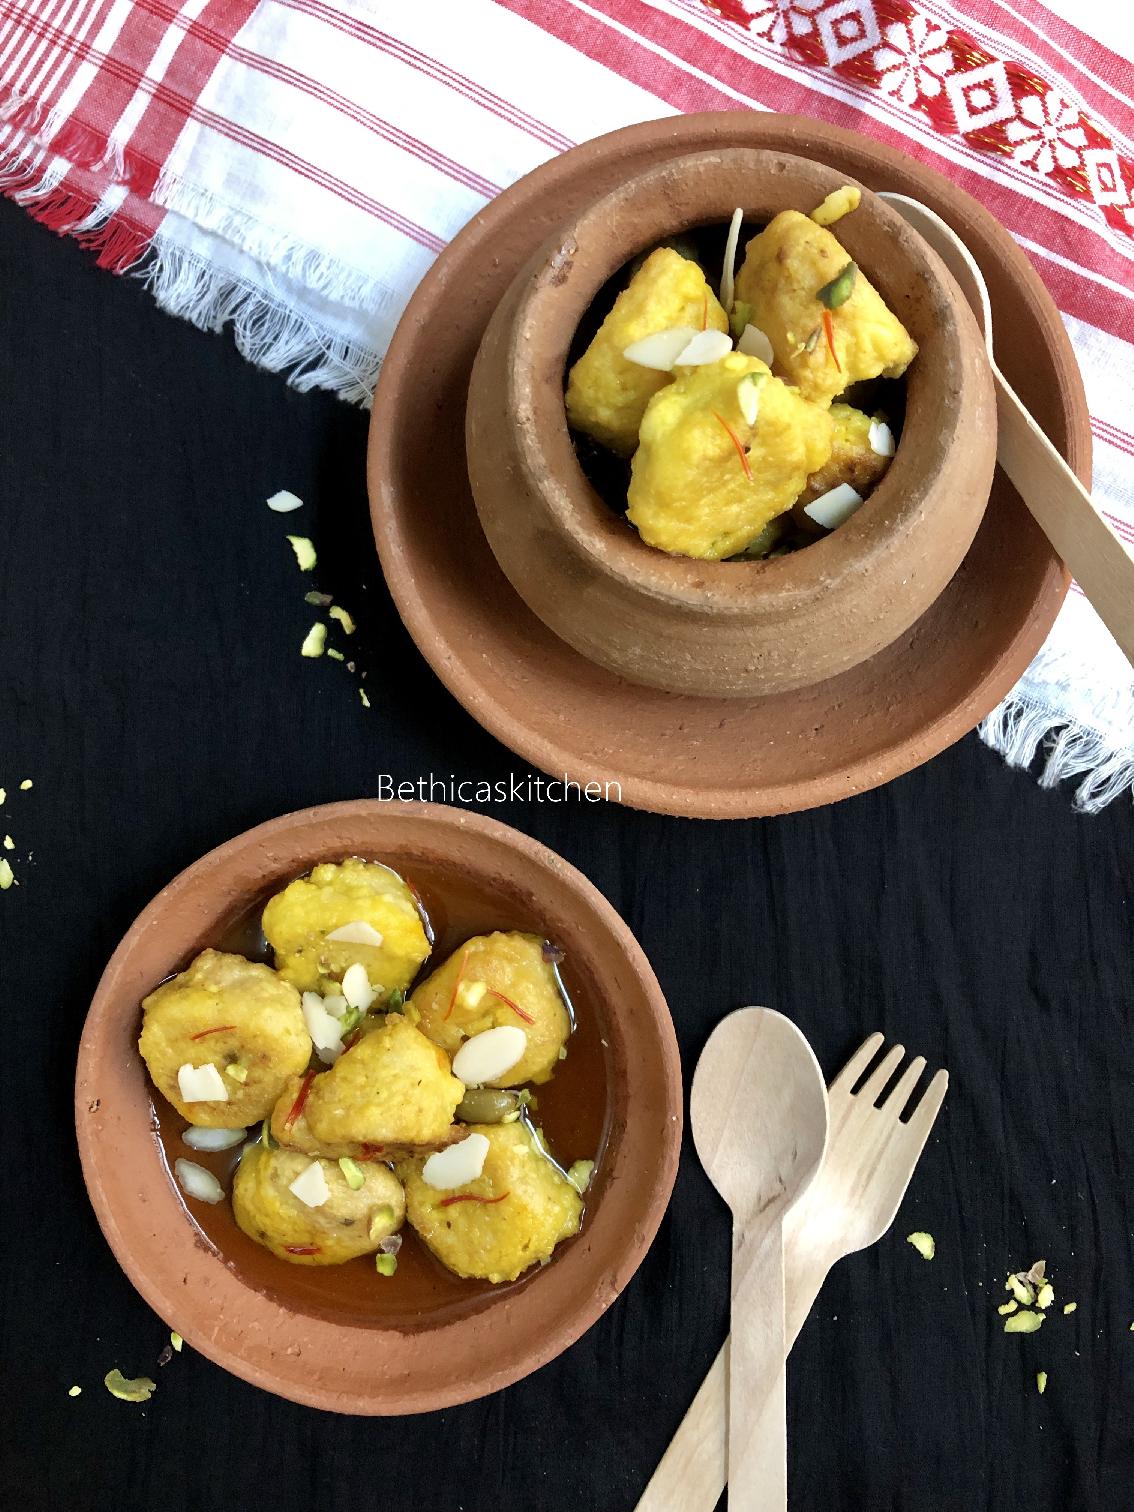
xmin=878 ymin=191 xmax=1134 ymax=668
xmin=690 ymin=1008 xmax=829 ymax=1511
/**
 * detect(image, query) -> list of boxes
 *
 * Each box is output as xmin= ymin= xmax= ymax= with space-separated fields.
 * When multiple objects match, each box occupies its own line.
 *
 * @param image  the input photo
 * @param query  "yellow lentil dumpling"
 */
xmin=262 ymin=857 xmax=430 ymax=997
xmin=304 ymin=1014 xmax=463 ymax=1148
xmin=627 ymin=353 xmax=833 ymax=560
xmin=400 ymin=1123 xmax=582 ymax=1283
xmin=798 ymin=403 xmax=893 ymax=506
xmin=232 ymin=1142 xmax=404 ymax=1266
xmin=271 ymin=1070 xmax=462 ymax=1161
xmin=139 ymin=949 xmax=310 ymax=1128
xmin=733 ymin=211 xmax=917 ymax=407
xmin=408 ymin=931 xmax=570 ymax=1086
xmin=565 ymin=247 xmax=729 ymax=457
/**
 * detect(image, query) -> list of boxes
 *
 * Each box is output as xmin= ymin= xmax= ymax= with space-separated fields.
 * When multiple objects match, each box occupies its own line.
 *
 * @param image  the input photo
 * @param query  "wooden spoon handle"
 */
xmin=727 ymin=1217 xmax=787 ymax=1511
xmin=634 ymin=1249 xmax=832 ymax=1512
xmin=995 ymin=373 xmax=1134 ymax=666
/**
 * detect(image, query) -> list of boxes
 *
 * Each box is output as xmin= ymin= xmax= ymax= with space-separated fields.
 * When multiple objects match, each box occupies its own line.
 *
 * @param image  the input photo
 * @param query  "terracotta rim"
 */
xmin=368 ymin=112 xmax=1083 ymax=818
xmin=75 ymin=802 xmax=682 ymax=1414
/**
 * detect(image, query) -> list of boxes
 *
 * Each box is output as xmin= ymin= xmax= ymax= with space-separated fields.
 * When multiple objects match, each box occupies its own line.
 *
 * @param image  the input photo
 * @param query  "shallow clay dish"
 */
xmin=467 ymin=147 xmax=994 ymax=698
xmin=75 ymin=802 xmax=681 ymax=1415
xmin=369 ymin=113 xmax=1086 ymax=818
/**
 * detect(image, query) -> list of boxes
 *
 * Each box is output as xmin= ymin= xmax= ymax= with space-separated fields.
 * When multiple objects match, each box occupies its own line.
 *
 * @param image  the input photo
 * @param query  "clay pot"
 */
xmin=466 ymin=148 xmax=996 ymax=697
xmin=75 ymin=802 xmax=681 ymax=1414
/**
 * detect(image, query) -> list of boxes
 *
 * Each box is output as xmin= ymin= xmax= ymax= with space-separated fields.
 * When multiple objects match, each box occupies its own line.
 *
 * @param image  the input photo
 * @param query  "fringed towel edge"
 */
xmin=980 ymin=694 xmax=1134 ymax=813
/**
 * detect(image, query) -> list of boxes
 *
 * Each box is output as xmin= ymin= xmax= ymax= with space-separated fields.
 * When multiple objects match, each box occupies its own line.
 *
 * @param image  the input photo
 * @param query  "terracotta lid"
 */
xmin=75 ymin=802 xmax=681 ymax=1414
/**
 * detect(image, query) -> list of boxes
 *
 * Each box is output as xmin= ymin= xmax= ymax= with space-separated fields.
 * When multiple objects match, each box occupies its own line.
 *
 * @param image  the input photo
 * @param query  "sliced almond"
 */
xmin=326 ymin=920 xmax=384 ymax=947
xmin=266 ymin=490 xmax=303 ymax=513
xmin=173 ymin=1159 xmax=225 ymax=1204
xmin=302 ymin=992 xmax=345 ymax=1062
xmin=622 ymin=326 xmax=701 ymax=371
xmin=737 ymin=323 xmax=774 ymax=365
xmin=341 ymin=962 xmax=377 ymax=1012
xmin=803 ymin=483 xmax=864 ymax=531
xmin=452 ymin=1026 xmax=527 ymax=1086
xmin=422 ymin=1132 xmax=491 ymax=1190
xmin=288 ymin=1160 xmax=330 ymax=1208
xmin=674 ymin=329 xmax=734 ymax=367
xmin=177 ymin=1063 xmax=229 ymax=1103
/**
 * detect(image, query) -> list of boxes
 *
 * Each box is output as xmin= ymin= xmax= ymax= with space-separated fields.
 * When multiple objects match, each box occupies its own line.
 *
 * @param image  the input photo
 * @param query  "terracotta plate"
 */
xmin=76 ymin=802 xmax=681 ymax=1414
xmin=368 ymin=113 xmax=1087 ymax=819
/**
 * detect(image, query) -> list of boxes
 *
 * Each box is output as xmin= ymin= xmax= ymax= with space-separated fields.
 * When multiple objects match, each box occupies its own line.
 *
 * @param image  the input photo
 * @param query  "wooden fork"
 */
xmin=636 ymin=1034 xmax=948 ymax=1512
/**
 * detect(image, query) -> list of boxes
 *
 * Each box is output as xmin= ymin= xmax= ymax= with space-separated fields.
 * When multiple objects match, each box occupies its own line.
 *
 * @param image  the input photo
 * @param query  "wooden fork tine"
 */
xmin=827 ymin=1032 xmax=886 ymax=1097
xmin=881 ymin=1055 xmax=926 ymax=1117
xmin=854 ymin=1042 xmax=906 ymax=1105
xmin=903 ymin=1067 xmax=949 ymax=1144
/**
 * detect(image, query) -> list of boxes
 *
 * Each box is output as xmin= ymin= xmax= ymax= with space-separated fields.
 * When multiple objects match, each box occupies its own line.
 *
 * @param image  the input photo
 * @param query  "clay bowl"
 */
xmin=368 ymin=112 xmax=1083 ymax=818
xmin=466 ymin=147 xmax=996 ymax=698
xmin=75 ymin=802 xmax=681 ymax=1414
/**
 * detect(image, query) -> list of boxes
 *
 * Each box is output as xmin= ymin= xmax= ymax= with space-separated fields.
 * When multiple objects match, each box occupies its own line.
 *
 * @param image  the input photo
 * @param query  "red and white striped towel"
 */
xmin=2 ymin=0 xmax=1131 ymax=805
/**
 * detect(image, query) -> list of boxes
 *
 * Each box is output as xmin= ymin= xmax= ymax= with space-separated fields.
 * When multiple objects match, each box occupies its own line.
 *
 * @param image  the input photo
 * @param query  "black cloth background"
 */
xmin=1 ymin=198 xmax=1132 ymax=1512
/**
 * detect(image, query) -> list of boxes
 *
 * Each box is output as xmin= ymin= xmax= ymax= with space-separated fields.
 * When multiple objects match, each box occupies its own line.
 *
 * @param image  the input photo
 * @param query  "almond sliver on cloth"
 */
xmin=1 ymin=0 xmax=1131 ymax=806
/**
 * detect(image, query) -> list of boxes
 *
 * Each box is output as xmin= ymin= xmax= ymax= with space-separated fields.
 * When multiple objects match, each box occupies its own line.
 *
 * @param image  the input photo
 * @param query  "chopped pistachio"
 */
xmin=803 ymin=325 xmax=821 ymax=354
xmin=304 ymin=590 xmax=333 ymax=607
xmin=261 ymin=1118 xmax=275 ymax=1149
xmin=558 ymin=1045 xmax=567 ymax=1061
xmin=906 ymin=1231 xmax=935 ymax=1261
xmin=300 ymin=622 xmax=326 ymax=658
xmin=1036 ymin=1371 xmax=1048 ymax=1395
xmin=18 ymin=779 xmax=32 ymax=791
xmin=326 ymin=648 xmax=344 ymax=662
xmin=810 ymin=185 xmax=861 ymax=227
xmin=1063 ymin=1302 xmax=1077 ymax=1315
xmin=1026 ymin=1259 xmax=1047 ymax=1286
xmin=1008 ymin=1275 xmax=1035 ymax=1306
xmin=170 ymin=1332 xmax=183 ymax=1353
xmin=1036 ymin=1283 xmax=1055 ymax=1310
xmin=1129 ymin=1321 xmax=1134 ymax=1331
xmin=729 ymin=299 xmax=752 ymax=339
xmin=338 ymin=1157 xmax=365 ymax=1191
xmin=2 ymin=836 xmax=12 ymax=849
xmin=0 ymin=789 xmax=5 ymax=804
xmin=329 ymin=605 xmax=356 ymax=635
xmin=387 ymin=989 xmax=405 ymax=1011
xmin=287 ymin=536 xmax=317 ymax=571
xmin=817 ymin=262 xmax=857 ymax=310
xmin=359 ymin=688 xmax=371 ymax=709
xmin=368 ymin=1205 xmax=396 ymax=1242
xmin=1004 ymin=1309 xmax=1045 ymax=1334
xmin=567 ymin=1159 xmax=595 ymax=1194
xmin=336 ymin=1007 xmax=360 ymax=1039
xmin=224 ymin=1063 xmax=248 ymax=1083
xmin=68 ymin=1386 xmax=82 ymax=1397
xmin=998 ymin=1301 xmax=1018 ymax=1316
xmin=104 ymin=1369 xmax=156 ymax=1402
xmin=0 ymin=858 xmax=13 ymax=890
xmin=375 ymin=1253 xmax=397 ymax=1277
